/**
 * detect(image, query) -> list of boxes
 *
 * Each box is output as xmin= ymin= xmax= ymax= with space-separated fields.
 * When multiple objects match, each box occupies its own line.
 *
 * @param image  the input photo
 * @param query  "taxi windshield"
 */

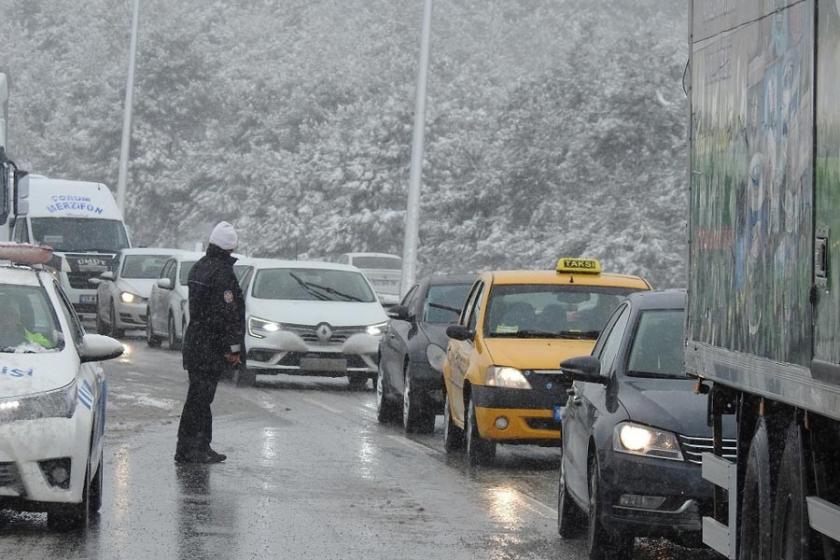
xmin=484 ymin=284 xmax=636 ymax=339
xmin=252 ymin=268 xmax=376 ymax=302
xmin=0 ymin=284 xmax=64 ymax=353
xmin=121 ymin=255 xmax=171 ymax=279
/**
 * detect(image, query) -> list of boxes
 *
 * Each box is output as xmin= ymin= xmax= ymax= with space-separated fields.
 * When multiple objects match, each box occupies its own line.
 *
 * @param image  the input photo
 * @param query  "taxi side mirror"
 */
xmin=79 ymin=334 xmax=124 ymax=363
xmin=446 ymin=325 xmax=474 ymax=342
xmin=560 ymin=355 xmax=608 ymax=385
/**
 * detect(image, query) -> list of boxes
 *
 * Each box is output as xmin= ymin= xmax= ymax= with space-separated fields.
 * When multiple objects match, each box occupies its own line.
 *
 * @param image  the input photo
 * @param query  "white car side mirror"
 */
xmin=79 ymin=334 xmax=124 ymax=363
xmin=156 ymin=278 xmax=173 ymax=290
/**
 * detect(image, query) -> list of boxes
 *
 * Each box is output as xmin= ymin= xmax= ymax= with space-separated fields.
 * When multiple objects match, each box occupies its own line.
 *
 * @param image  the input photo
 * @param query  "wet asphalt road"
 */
xmin=0 ymin=337 xmax=716 ymax=560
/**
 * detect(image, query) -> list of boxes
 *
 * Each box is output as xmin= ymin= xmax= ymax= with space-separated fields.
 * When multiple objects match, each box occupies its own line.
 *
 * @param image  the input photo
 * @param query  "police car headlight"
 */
xmin=425 ymin=344 xmax=447 ymax=372
xmin=249 ymin=316 xmax=282 ymax=339
xmin=366 ymin=322 xmax=388 ymax=337
xmin=120 ymin=292 xmax=139 ymax=304
xmin=613 ymin=422 xmax=684 ymax=461
xmin=485 ymin=366 xmax=531 ymax=389
xmin=0 ymin=380 xmax=78 ymax=422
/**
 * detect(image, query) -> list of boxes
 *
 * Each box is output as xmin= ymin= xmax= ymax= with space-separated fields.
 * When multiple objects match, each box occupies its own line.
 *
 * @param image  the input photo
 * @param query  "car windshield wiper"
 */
xmin=288 ymin=273 xmax=330 ymax=301
xmin=288 ymin=273 xmax=362 ymax=302
xmin=626 ymin=369 xmax=689 ymax=380
xmin=557 ymin=330 xmax=600 ymax=340
xmin=428 ymin=302 xmax=460 ymax=314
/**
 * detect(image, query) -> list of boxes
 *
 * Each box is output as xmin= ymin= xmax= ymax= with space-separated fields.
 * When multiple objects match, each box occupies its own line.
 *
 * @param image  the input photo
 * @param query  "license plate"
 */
xmin=553 ymin=404 xmax=565 ymax=423
xmin=80 ymin=295 xmax=97 ymax=305
xmin=300 ymin=358 xmax=347 ymax=372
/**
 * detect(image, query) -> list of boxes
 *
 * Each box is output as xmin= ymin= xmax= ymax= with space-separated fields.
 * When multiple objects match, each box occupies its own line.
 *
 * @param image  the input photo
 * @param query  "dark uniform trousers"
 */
xmin=176 ymin=368 xmax=222 ymax=454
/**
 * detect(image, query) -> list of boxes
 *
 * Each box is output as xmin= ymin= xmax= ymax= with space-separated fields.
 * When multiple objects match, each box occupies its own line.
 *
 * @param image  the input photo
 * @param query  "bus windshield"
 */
xmin=31 ymin=218 xmax=129 ymax=253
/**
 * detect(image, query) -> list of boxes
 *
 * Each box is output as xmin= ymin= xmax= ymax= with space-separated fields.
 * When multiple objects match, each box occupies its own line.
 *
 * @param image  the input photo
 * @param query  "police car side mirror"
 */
xmin=560 ymin=355 xmax=608 ymax=385
xmin=79 ymin=334 xmax=124 ymax=363
xmin=446 ymin=325 xmax=474 ymax=342
xmin=156 ymin=278 xmax=173 ymax=290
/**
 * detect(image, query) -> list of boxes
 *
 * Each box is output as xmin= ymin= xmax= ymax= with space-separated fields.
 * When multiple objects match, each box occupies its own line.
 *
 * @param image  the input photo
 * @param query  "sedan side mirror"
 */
xmin=156 ymin=278 xmax=173 ymax=290
xmin=446 ymin=325 xmax=475 ymax=342
xmin=99 ymin=271 xmax=115 ymax=281
xmin=560 ymin=355 xmax=608 ymax=385
xmin=79 ymin=334 xmax=124 ymax=363
xmin=387 ymin=304 xmax=410 ymax=321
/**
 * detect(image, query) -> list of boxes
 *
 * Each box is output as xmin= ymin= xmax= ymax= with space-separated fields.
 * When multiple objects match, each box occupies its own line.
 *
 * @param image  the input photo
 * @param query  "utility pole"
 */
xmin=116 ymin=0 xmax=140 ymax=213
xmin=400 ymin=0 xmax=433 ymax=296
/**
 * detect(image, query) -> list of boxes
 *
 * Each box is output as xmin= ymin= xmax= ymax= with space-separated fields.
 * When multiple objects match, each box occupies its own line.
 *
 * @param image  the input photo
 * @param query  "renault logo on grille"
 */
xmin=316 ymin=323 xmax=333 ymax=343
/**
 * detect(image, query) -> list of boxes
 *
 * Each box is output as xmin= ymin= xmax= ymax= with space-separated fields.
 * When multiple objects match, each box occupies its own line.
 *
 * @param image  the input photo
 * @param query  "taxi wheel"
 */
xmin=403 ymin=368 xmax=435 ymax=434
xmin=109 ymin=303 xmax=124 ymax=339
xmin=376 ymin=370 xmax=402 ymax=424
xmin=558 ymin=455 xmax=585 ymax=537
xmin=587 ymin=455 xmax=632 ymax=560
xmin=443 ymin=391 xmax=464 ymax=452
xmin=168 ymin=315 xmax=181 ymax=351
xmin=146 ymin=311 xmax=162 ymax=347
xmin=466 ymin=397 xmax=496 ymax=466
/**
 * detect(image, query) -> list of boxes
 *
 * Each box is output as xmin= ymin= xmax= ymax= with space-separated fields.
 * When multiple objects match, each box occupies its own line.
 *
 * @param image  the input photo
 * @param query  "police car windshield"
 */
xmin=484 ymin=285 xmax=636 ymax=339
xmin=0 ymin=285 xmax=64 ymax=353
xmin=31 ymin=218 xmax=129 ymax=252
xmin=424 ymin=283 xmax=471 ymax=323
xmin=626 ymin=309 xmax=687 ymax=379
xmin=252 ymin=268 xmax=376 ymax=302
xmin=121 ymin=255 xmax=171 ymax=279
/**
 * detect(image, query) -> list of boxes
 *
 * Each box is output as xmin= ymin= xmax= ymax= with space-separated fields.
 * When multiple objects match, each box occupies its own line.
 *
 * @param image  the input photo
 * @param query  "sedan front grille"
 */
xmin=283 ymin=323 xmax=367 ymax=345
xmin=678 ymin=435 xmax=737 ymax=465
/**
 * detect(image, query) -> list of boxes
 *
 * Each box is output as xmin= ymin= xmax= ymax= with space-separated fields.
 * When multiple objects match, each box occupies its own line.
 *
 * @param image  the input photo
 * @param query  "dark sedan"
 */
xmin=556 ymin=290 xmax=735 ymax=560
xmin=376 ymin=275 xmax=474 ymax=433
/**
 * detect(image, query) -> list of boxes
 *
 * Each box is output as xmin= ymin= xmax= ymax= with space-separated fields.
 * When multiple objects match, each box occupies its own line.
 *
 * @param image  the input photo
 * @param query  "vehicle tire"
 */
xmin=47 ymin=462 xmax=91 ymax=531
xmin=146 ymin=309 xmax=162 ymax=347
xmin=89 ymin=447 xmax=104 ymax=514
xmin=443 ymin=390 xmax=464 ymax=452
xmin=739 ymin=418 xmax=773 ymax=560
xmin=109 ymin=303 xmax=124 ymax=339
xmin=587 ymin=454 xmax=632 ymax=560
xmin=465 ymin=397 xmax=495 ymax=466
xmin=403 ymin=366 xmax=435 ymax=434
xmin=771 ymin=421 xmax=813 ymax=559
xmin=95 ymin=299 xmax=107 ymax=335
xmin=376 ymin=367 xmax=402 ymax=424
xmin=168 ymin=314 xmax=181 ymax=351
xmin=233 ymin=366 xmax=256 ymax=388
xmin=348 ymin=374 xmax=369 ymax=391
xmin=558 ymin=453 xmax=586 ymax=538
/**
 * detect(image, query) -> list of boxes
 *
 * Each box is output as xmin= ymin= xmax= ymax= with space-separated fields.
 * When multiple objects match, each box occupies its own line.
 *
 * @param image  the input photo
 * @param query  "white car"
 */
xmin=241 ymin=259 xmax=388 ymax=388
xmin=146 ymin=252 xmax=252 ymax=350
xmin=0 ymin=244 xmax=123 ymax=530
xmin=93 ymin=248 xmax=181 ymax=338
xmin=337 ymin=252 xmax=402 ymax=307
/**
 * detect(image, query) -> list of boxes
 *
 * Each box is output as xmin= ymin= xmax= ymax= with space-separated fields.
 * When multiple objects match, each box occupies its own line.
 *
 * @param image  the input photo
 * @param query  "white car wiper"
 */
xmin=288 ymin=273 xmax=330 ymax=301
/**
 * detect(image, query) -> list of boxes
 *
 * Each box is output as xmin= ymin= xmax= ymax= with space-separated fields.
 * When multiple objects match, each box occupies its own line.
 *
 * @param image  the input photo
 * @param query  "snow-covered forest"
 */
xmin=0 ymin=0 xmax=688 ymax=287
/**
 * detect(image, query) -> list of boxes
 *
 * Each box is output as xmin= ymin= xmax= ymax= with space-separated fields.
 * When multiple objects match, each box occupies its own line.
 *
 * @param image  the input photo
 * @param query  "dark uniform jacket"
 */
xmin=182 ymin=244 xmax=246 ymax=373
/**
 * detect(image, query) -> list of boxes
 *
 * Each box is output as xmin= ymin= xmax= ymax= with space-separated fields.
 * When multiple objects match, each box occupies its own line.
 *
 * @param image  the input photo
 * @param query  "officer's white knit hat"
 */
xmin=209 ymin=221 xmax=238 ymax=251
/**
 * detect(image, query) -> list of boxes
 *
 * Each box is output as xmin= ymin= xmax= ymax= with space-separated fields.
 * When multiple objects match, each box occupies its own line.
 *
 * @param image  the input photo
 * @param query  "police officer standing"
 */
xmin=175 ymin=222 xmax=245 ymax=463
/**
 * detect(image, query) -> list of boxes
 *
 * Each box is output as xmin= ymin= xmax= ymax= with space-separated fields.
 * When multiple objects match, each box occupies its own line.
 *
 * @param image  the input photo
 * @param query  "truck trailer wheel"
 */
xmin=739 ymin=418 xmax=773 ymax=560
xmin=771 ymin=421 xmax=812 ymax=559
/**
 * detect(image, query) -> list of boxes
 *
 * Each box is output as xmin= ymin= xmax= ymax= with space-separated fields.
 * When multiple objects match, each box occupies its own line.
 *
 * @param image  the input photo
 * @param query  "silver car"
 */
xmin=93 ymin=248 xmax=181 ymax=338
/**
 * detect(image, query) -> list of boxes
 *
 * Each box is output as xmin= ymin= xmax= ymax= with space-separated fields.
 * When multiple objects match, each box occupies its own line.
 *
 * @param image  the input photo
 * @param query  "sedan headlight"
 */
xmin=485 ymin=366 xmax=531 ymax=389
xmin=613 ymin=422 xmax=684 ymax=461
xmin=366 ymin=322 xmax=388 ymax=336
xmin=0 ymin=380 xmax=78 ymax=422
xmin=426 ymin=344 xmax=447 ymax=372
xmin=248 ymin=316 xmax=282 ymax=339
xmin=121 ymin=291 xmax=140 ymax=304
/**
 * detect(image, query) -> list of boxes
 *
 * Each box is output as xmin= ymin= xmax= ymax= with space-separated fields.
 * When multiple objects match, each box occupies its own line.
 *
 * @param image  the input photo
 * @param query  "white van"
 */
xmin=10 ymin=175 xmax=130 ymax=317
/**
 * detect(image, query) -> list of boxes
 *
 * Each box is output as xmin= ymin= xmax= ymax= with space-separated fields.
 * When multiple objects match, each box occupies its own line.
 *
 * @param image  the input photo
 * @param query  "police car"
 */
xmin=0 ymin=243 xmax=123 ymax=530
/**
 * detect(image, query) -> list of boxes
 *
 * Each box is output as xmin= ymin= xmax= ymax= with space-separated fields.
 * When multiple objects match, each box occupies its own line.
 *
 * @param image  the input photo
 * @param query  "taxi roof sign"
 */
xmin=556 ymin=258 xmax=601 ymax=275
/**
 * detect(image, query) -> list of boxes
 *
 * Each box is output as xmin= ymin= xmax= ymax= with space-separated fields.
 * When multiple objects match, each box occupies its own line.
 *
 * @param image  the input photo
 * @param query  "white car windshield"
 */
xmin=252 ymin=268 xmax=376 ymax=302
xmin=121 ymin=255 xmax=171 ymax=279
xmin=0 ymin=284 xmax=64 ymax=353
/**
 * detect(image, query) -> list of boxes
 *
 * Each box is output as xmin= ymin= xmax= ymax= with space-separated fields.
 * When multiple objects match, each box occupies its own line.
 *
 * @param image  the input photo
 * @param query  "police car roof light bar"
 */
xmin=0 ymin=242 xmax=54 ymax=266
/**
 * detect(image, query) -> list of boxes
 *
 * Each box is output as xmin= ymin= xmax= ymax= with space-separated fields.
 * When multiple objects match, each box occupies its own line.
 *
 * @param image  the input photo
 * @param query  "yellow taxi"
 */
xmin=442 ymin=258 xmax=651 ymax=465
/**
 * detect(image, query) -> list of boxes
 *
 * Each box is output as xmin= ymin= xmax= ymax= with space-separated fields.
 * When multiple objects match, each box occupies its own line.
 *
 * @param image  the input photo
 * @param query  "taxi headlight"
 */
xmin=248 ymin=316 xmax=282 ymax=339
xmin=120 ymin=291 xmax=139 ymax=304
xmin=485 ymin=366 xmax=531 ymax=389
xmin=0 ymin=380 xmax=78 ymax=422
xmin=366 ymin=322 xmax=388 ymax=336
xmin=425 ymin=344 xmax=447 ymax=372
xmin=613 ymin=422 xmax=684 ymax=461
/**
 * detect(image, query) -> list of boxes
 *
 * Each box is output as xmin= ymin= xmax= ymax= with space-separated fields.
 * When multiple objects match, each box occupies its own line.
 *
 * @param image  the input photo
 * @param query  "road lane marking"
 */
xmin=386 ymin=434 xmax=439 ymax=456
xmin=301 ymin=397 xmax=343 ymax=415
xmin=514 ymin=490 xmax=557 ymax=519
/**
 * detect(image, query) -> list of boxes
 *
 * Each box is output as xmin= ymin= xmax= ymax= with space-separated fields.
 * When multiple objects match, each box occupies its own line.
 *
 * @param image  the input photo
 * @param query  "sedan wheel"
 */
xmin=376 ymin=365 xmax=402 ymax=424
xmin=109 ymin=303 xmax=124 ymax=339
xmin=95 ymin=298 xmax=107 ymax=335
xmin=168 ymin=315 xmax=181 ymax=351
xmin=146 ymin=311 xmax=162 ymax=348
xmin=403 ymin=367 xmax=435 ymax=434
xmin=587 ymin=456 xmax=632 ymax=560
xmin=558 ymin=455 xmax=585 ymax=537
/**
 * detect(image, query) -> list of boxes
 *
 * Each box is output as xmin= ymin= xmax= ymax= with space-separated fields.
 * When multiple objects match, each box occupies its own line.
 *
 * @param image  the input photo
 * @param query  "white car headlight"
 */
xmin=121 ymin=291 xmax=139 ymax=304
xmin=613 ymin=422 xmax=684 ymax=461
xmin=425 ymin=344 xmax=447 ymax=372
xmin=366 ymin=322 xmax=388 ymax=336
xmin=485 ymin=366 xmax=531 ymax=389
xmin=0 ymin=380 xmax=78 ymax=422
xmin=248 ymin=316 xmax=282 ymax=339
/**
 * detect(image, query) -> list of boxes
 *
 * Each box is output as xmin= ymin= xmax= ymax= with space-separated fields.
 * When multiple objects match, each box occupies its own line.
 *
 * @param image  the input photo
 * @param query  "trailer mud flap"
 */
xmin=702 ymin=452 xmax=737 ymax=559
xmin=807 ymin=497 xmax=840 ymax=543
